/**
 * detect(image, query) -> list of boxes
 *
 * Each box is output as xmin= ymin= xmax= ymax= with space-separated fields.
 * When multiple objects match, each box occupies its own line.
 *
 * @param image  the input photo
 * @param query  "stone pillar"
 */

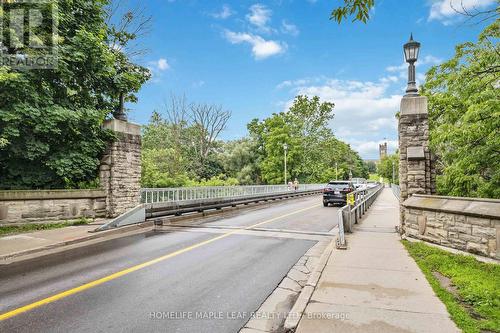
xmin=99 ymin=119 xmax=141 ymax=217
xmin=398 ymin=96 xmax=435 ymax=225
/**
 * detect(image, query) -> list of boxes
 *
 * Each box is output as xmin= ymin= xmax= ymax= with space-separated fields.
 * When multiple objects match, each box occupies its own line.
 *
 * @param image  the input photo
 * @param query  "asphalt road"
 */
xmin=0 ymin=195 xmax=339 ymax=333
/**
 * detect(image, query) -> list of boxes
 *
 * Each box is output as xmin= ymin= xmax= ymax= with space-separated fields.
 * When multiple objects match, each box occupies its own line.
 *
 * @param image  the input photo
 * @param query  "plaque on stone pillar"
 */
xmin=407 ymin=146 xmax=425 ymax=160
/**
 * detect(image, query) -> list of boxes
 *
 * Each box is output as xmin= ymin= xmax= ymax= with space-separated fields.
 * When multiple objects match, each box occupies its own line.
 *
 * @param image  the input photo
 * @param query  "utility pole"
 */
xmin=283 ymin=143 xmax=288 ymax=185
xmin=335 ymin=162 xmax=338 ymax=181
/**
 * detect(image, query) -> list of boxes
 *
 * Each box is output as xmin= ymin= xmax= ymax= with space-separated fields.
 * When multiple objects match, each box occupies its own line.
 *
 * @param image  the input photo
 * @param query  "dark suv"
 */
xmin=322 ymin=181 xmax=356 ymax=206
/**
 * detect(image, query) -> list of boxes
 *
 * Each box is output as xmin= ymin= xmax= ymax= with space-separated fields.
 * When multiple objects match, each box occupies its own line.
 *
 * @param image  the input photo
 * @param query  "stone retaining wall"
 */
xmin=403 ymin=194 xmax=500 ymax=259
xmin=0 ymin=120 xmax=142 ymax=224
xmin=0 ymin=189 xmax=107 ymax=224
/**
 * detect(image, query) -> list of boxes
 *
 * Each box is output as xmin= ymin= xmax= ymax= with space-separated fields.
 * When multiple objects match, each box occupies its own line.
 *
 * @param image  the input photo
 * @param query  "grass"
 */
xmin=403 ymin=240 xmax=500 ymax=333
xmin=0 ymin=218 xmax=90 ymax=237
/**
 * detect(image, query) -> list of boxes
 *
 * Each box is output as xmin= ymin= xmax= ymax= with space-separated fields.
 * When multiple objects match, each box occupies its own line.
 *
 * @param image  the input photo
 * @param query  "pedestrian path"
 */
xmin=295 ymin=187 xmax=459 ymax=333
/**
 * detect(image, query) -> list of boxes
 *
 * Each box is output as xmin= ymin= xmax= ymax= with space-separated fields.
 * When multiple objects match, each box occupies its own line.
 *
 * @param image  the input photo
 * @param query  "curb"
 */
xmin=283 ymin=238 xmax=335 ymax=331
xmin=0 ymin=221 xmax=153 ymax=264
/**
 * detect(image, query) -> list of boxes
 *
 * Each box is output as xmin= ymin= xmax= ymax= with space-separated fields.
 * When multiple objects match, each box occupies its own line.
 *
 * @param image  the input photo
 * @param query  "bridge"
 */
xmin=0 ymin=39 xmax=498 ymax=333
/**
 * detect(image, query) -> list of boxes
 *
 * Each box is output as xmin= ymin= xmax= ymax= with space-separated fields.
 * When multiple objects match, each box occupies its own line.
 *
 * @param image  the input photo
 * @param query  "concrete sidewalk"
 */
xmin=0 ymin=219 xmax=151 ymax=262
xmin=295 ymin=188 xmax=459 ymax=333
xmin=0 ymin=224 xmax=99 ymax=258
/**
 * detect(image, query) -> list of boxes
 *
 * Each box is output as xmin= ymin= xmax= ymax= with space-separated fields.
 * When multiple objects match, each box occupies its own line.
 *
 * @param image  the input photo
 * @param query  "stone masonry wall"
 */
xmin=403 ymin=195 xmax=500 ymax=259
xmin=0 ymin=190 xmax=107 ymax=224
xmin=0 ymin=120 xmax=141 ymax=224
xmin=398 ymin=96 xmax=435 ymax=202
xmin=99 ymin=120 xmax=141 ymax=218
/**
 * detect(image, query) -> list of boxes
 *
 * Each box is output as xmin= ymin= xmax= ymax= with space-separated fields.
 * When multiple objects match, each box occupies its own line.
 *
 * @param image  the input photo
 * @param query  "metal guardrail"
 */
xmin=96 ymin=186 xmax=324 ymax=231
xmin=140 ymin=184 xmax=324 ymax=204
xmin=336 ymin=184 xmax=384 ymax=249
xmin=146 ymin=188 xmax=322 ymax=219
xmin=391 ymin=184 xmax=400 ymax=200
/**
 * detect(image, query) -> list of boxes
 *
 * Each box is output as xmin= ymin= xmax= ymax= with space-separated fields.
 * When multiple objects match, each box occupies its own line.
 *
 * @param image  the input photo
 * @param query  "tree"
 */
xmin=377 ymin=153 xmax=399 ymax=184
xmin=366 ymin=161 xmax=377 ymax=173
xmin=331 ymin=0 xmax=375 ymax=23
xmin=422 ymin=21 xmax=499 ymax=198
xmin=0 ymin=0 xmax=149 ymax=189
xmin=141 ymin=96 xmax=232 ymax=186
xmin=219 ymin=138 xmax=261 ymax=185
xmin=190 ymin=103 xmax=231 ymax=175
xmin=248 ymin=95 xmax=367 ymax=184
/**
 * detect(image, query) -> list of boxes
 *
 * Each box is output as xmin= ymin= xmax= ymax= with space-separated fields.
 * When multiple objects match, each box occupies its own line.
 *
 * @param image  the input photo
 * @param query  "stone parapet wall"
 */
xmin=0 ymin=120 xmax=142 ymax=224
xmin=403 ymin=194 xmax=500 ymax=259
xmin=0 ymin=189 xmax=107 ymax=224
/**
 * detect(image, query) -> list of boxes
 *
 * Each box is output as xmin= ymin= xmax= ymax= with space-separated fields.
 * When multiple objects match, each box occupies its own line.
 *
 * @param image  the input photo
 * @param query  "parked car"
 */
xmin=352 ymin=178 xmax=368 ymax=193
xmin=322 ymin=181 xmax=356 ymax=206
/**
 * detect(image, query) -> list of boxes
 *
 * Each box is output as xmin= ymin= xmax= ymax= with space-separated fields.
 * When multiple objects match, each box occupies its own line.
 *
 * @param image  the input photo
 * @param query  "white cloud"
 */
xmin=211 ymin=4 xmax=234 ymax=19
xmin=429 ymin=0 xmax=496 ymax=23
xmin=349 ymin=139 xmax=399 ymax=159
xmin=386 ymin=54 xmax=442 ymax=83
xmin=157 ymin=58 xmax=170 ymax=71
xmin=281 ymin=20 xmax=299 ymax=36
xmin=192 ymin=80 xmax=205 ymax=88
xmin=246 ymin=4 xmax=273 ymax=33
xmin=279 ymin=77 xmax=402 ymax=159
xmin=224 ymin=30 xmax=286 ymax=59
xmin=145 ymin=58 xmax=171 ymax=83
xmin=421 ymin=55 xmax=443 ymax=65
xmin=276 ymin=77 xmax=322 ymax=89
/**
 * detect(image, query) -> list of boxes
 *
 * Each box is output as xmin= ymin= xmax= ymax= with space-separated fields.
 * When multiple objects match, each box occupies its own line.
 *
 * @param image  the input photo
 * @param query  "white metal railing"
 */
xmin=336 ymin=184 xmax=384 ymax=249
xmin=140 ymin=184 xmax=324 ymax=204
xmin=391 ymin=184 xmax=400 ymax=200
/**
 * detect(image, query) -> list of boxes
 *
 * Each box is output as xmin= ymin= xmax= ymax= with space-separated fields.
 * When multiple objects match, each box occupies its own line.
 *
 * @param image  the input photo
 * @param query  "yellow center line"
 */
xmin=0 ymin=204 xmax=320 ymax=321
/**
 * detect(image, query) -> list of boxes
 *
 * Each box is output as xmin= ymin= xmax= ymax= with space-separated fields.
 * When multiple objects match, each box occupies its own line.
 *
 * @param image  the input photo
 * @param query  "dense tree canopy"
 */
xmin=0 ymin=0 xmax=150 ymax=189
xmin=422 ymin=21 xmax=499 ymax=198
xmin=141 ymin=95 xmax=369 ymax=187
xmin=248 ymin=95 xmax=368 ymax=184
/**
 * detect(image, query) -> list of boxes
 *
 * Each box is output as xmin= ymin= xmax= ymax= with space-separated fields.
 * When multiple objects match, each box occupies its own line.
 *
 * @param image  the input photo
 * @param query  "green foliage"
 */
xmin=249 ymin=95 xmax=368 ymax=184
xmin=331 ymin=0 xmax=375 ymax=23
xmin=195 ymin=174 xmax=239 ymax=187
xmin=422 ymin=21 xmax=500 ymax=199
xmin=377 ymin=153 xmax=399 ymax=184
xmin=219 ymin=138 xmax=261 ymax=185
xmin=403 ymin=241 xmax=500 ymax=333
xmin=0 ymin=106 xmax=114 ymax=189
xmin=0 ymin=0 xmax=150 ymax=189
xmin=142 ymin=95 xmax=369 ymax=187
xmin=365 ymin=160 xmax=377 ymax=173
xmin=141 ymin=109 xmax=230 ymax=187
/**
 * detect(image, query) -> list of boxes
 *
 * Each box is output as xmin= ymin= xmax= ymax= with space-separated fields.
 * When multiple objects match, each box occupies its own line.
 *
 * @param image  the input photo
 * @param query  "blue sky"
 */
xmin=127 ymin=0 xmax=496 ymax=159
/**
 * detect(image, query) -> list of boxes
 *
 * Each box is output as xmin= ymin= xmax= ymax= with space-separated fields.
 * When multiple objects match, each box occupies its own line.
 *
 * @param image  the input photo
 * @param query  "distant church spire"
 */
xmin=379 ymin=142 xmax=387 ymax=160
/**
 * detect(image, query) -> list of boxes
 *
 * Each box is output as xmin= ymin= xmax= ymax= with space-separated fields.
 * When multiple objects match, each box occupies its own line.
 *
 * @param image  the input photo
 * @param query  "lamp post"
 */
xmin=114 ymin=92 xmax=127 ymax=121
xmin=392 ymin=160 xmax=395 ymax=184
xmin=335 ymin=162 xmax=338 ymax=180
xmin=283 ymin=143 xmax=288 ymax=185
xmin=403 ymin=34 xmax=421 ymax=96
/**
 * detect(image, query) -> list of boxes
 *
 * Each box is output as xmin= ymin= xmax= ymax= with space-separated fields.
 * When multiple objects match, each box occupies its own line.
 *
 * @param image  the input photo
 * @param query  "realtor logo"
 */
xmin=0 ymin=0 xmax=58 ymax=69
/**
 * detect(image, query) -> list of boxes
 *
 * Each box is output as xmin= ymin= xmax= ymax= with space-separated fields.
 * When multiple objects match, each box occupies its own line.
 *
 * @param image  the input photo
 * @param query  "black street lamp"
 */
xmin=403 ymin=34 xmax=421 ymax=96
